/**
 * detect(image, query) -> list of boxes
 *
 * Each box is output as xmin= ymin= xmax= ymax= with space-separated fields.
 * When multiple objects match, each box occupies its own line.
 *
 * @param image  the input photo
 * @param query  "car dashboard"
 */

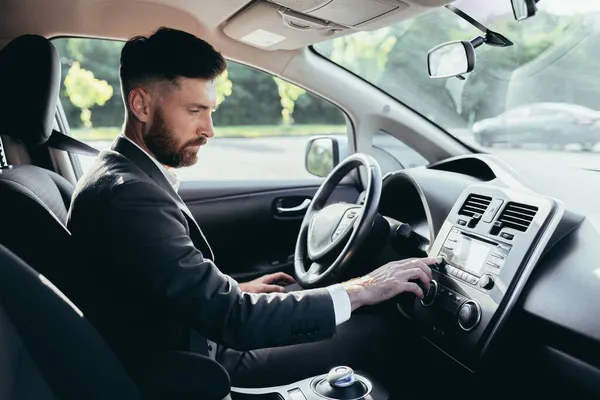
xmin=378 ymin=153 xmax=600 ymax=398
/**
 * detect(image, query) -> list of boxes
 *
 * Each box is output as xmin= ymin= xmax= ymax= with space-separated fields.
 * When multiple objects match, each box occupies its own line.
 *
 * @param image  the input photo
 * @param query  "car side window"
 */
xmin=372 ymin=130 xmax=428 ymax=173
xmin=52 ymin=37 xmax=348 ymax=181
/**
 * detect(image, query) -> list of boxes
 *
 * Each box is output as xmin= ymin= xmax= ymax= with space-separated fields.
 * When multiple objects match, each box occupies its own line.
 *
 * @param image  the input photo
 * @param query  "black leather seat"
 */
xmin=0 ymin=243 xmax=142 ymax=400
xmin=0 ymin=35 xmax=233 ymax=400
xmin=0 ymin=243 xmax=234 ymax=400
xmin=0 ymin=34 xmax=75 ymax=293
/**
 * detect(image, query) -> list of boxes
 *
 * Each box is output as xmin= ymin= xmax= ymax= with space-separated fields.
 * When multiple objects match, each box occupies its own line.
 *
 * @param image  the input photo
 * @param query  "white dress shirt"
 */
xmin=117 ymin=134 xmax=351 ymax=326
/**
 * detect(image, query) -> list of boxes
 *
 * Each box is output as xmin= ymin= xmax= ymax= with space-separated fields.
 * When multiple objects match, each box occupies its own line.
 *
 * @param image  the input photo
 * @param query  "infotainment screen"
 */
xmin=447 ymin=234 xmax=492 ymax=276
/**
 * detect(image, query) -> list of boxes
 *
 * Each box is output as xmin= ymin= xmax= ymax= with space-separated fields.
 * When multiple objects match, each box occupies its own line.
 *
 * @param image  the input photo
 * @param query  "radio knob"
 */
xmin=435 ymin=255 xmax=447 ymax=267
xmin=479 ymin=274 xmax=494 ymax=290
xmin=458 ymin=300 xmax=481 ymax=331
xmin=420 ymin=280 xmax=438 ymax=307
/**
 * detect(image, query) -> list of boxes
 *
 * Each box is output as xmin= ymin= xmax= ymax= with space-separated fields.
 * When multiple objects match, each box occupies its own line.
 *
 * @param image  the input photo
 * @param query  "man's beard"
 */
xmin=144 ymin=108 xmax=205 ymax=168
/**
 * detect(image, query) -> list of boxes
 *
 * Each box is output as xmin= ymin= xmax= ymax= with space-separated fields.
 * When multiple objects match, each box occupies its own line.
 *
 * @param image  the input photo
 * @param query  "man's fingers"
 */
xmin=422 ymin=257 xmax=441 ymax=266
xmin=404 ymin=267 xmax=431 ymax=290
xmin=403 ymin=282 xmax=424 ymax=298
xmin=263 ymin=284 xmax=285 ymax=293
xmin=411 ymin=259 xmax=433 ymax=280
xmin=270 ymin=272 xmax=296 ymax=283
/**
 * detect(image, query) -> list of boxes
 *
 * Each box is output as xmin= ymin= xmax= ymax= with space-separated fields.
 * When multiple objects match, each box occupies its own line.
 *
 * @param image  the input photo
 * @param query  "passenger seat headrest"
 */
xmin=0 ymin=34 xmax=61 ymax=146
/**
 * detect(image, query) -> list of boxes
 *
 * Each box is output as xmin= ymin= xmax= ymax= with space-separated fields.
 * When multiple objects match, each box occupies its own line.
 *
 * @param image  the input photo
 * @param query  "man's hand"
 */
xmin=239 ymin=272 xmax=296 ymax=293
xmin=342 ymin=257 xmax=438 ymax=311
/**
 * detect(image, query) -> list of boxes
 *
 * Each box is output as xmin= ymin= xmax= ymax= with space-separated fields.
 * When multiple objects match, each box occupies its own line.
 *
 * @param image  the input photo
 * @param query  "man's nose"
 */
xmin=201 ymin=116 xmax=215 ymax=138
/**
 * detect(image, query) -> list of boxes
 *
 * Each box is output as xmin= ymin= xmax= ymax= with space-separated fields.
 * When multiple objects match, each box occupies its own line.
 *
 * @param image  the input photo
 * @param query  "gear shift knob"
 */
xmin=327 ymin=366 xmax=356 ymax=388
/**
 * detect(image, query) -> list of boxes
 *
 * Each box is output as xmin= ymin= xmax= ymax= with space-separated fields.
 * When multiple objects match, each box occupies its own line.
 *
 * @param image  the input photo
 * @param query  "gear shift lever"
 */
xmin=327 ymin=366 xmax=356 ymax=388
xmin=313 ymin=366 xmax=371 ymax=399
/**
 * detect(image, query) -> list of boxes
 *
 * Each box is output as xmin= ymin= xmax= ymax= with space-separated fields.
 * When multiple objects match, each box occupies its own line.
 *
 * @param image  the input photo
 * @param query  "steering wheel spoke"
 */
xmin=306 ymin=262 xmax=325 ymax=283
xmin=294 ymin=154 xmax=382 ymax=288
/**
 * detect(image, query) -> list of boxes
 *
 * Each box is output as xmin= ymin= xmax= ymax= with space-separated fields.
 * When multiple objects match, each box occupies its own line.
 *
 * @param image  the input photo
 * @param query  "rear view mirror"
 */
xmin=511 ymin=0 xmax=538 ymax=21
xmin=305 ymin=137 xmax=340 ymax=178
xmin=427 ymin=40 xmax=476 ymax=79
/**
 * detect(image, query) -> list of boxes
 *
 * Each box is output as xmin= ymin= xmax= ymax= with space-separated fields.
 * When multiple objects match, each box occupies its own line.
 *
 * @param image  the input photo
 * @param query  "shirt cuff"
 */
xmin=327 ymin=283 xmax=352 ymax=326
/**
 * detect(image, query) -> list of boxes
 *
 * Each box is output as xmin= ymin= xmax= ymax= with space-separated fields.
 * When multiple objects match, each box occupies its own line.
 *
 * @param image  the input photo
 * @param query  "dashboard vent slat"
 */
xmin=497 ymin=202 xmax=538 ymax=232
xmin=458 ymin=194 xmax=492 ymax=217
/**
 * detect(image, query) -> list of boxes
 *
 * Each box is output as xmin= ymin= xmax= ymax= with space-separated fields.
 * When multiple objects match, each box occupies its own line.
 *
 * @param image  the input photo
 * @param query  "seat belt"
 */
xmin=46 ymin=129 xmax=100 ymax=157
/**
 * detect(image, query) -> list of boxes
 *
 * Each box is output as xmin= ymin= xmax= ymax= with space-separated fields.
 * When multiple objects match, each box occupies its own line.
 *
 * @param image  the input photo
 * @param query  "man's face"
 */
xmin=144 ymin=77 xmax=217 ymax=168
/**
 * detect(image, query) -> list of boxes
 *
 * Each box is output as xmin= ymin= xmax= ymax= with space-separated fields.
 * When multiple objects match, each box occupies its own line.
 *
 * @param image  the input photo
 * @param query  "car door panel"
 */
xmin=179 ymin=180 xmax=361 ymax=281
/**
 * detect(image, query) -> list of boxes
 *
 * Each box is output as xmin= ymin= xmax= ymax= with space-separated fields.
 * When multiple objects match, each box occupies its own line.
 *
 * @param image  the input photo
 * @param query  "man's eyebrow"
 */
xmin=187 ymin=103 xmax=212 ymax=109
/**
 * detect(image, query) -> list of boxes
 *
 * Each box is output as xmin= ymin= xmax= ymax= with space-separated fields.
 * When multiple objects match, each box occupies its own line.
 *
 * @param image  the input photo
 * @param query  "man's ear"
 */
xmin=128 ymin=88 xmax=152 ymax=123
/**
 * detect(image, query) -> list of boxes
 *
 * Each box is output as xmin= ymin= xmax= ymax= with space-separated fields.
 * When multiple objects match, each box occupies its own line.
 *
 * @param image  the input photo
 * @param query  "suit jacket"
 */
xmin=66 ymin=136 xmax=336 ymax=371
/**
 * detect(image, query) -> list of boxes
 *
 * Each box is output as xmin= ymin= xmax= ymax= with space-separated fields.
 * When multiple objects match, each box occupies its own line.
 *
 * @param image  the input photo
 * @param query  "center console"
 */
xmin=231 ymin=365 xmax=388 ymax=400
xmin=409 ymin=183 xmax=563 ymax=370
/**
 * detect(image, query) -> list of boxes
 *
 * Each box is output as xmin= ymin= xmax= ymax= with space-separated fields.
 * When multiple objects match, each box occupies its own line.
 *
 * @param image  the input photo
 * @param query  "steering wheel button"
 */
xmin=347 ymin=212 xmax=356 ymax=219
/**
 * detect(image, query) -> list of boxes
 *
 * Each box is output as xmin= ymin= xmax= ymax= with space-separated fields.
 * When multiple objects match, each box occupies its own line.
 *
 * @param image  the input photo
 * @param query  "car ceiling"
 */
xmin=0 ymin=0 xmax=451 ymax=72
xmin=0 ymin=0 xmax=470 ymax=174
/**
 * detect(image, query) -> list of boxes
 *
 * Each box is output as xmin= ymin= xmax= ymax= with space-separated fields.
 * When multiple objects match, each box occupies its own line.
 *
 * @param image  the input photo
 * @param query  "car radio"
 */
xmin=437 ymin=228 xmax=512 ymax=290
xmin=407 ymin=184 xmax=563 ymax=371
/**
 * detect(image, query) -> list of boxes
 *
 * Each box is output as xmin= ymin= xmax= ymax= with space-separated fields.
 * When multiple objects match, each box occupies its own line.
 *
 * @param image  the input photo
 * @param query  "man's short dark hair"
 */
xmin=120 ymin=27 xmax=227 ymax=102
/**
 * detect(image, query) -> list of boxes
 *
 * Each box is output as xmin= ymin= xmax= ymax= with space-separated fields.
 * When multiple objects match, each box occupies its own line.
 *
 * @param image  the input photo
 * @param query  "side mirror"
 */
xmin=305 ymin=137 xmax=340 ymax=178
xmin=427 ymin=40 xmax=476 ymax=79
xmin=511 ymin=0 xmax=538 ymax=21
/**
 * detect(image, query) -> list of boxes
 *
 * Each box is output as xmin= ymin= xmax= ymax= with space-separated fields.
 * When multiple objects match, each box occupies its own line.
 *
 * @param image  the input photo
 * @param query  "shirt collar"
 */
xmin=117 ymin=134 xmax=180 ymax=192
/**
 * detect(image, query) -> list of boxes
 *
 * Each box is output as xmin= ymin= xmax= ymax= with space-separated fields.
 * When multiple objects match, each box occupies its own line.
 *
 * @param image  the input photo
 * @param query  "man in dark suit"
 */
xmin=67 ymin=27 xmax=436 ymax=390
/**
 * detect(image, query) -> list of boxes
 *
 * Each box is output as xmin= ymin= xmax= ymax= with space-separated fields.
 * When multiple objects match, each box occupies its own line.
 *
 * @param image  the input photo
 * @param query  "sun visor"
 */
xmin=274 ymin=0 xmax=409 ymax=27
xmin=222 ymin=0 xmax=411 ymax=50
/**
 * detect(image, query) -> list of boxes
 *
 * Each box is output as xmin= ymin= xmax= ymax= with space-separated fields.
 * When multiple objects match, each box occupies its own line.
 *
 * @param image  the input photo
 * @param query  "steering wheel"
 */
xmin=295 ymin=153 xmax=382 ymax=288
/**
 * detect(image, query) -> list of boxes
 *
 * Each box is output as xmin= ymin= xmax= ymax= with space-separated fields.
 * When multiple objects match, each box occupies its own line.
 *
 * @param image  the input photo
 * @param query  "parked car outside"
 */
xmin=472 ymin=102 xmax=600 ymax=150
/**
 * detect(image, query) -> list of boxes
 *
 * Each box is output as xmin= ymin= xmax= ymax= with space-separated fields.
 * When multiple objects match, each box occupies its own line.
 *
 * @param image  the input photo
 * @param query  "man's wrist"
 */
xmin=341 ymin=279 xmax=367 ymax=312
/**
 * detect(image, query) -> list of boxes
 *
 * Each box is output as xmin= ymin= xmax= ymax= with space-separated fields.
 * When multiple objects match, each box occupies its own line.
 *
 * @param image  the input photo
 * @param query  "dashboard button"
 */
xmin=467 ymin=213 xmax=482 ymax=228
xmin=469 ymin=276 xmax=479 ymax=285
xmin=457 ymin=219 xmax=467 ymax=226
xmin=501 ymin=232 xmax=514 ymax=240
xmin=483 ymin=199 xmax=504 ymax=223
xmin=420 ymin=280 xmax=438 ymax=307
xmin=458 ymin=300 xmax=481 ymax=331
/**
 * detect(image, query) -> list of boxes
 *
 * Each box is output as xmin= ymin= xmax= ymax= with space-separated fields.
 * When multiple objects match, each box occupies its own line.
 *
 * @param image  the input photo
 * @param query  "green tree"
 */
xmin=64 ymin=62 xmax=114 ymax=128
xmin=215 ymin=69 xmax=233 ymax=107
xmin=330 ymin=27 xmax=397 ymax=84
xmin=273 ymin=77 xmax=306 ymax=125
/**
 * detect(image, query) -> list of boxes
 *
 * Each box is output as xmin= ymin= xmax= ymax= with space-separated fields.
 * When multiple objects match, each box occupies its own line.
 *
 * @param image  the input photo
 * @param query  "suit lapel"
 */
xmin=111 ymin=136 xmax=215 ymax=261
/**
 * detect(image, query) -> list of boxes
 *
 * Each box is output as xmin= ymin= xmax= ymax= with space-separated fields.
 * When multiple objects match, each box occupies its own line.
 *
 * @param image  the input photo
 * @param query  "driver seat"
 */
xmin=0 ymin=243 xmax=233 ymax=400
xmin=0 ymin=243 xmax=142 ymax=400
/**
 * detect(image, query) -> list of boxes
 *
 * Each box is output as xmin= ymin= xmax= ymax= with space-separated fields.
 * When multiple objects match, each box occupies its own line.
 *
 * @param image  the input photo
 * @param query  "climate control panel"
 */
xmin=406 ymin=184 xmax=562 ymax=371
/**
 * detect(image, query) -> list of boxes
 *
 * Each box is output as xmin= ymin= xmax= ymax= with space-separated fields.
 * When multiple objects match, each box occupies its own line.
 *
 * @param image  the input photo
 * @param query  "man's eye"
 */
xmin=189 ymin=109 xmax=200 ymax=114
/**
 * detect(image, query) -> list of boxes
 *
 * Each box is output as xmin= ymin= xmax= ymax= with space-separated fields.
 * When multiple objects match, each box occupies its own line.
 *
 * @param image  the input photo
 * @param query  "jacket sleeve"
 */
xmin=101 ymin=181 xmax=337 ymax=351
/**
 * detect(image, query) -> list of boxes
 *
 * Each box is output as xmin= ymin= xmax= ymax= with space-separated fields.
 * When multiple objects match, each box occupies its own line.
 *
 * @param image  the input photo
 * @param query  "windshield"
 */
xmin=313 ymin=0 xmax=600 ymax=170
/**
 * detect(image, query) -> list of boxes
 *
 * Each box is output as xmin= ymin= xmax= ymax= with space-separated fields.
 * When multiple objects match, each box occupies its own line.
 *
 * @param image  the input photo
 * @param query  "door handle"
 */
xmin=276 ymin=198 xmax=311 ymax=214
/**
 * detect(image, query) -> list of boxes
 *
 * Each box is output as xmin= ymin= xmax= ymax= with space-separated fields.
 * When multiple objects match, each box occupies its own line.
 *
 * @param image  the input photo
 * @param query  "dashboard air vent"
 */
xmin=497 ymin=202 xmax=538 ymax=232
xmin=458 ymin=194 xmax=492 ymax=217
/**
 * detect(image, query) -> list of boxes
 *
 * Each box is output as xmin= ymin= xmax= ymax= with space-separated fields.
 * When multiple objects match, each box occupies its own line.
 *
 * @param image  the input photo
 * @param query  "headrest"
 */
xmin=0 ymin=34 xmax=61 ymax=146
